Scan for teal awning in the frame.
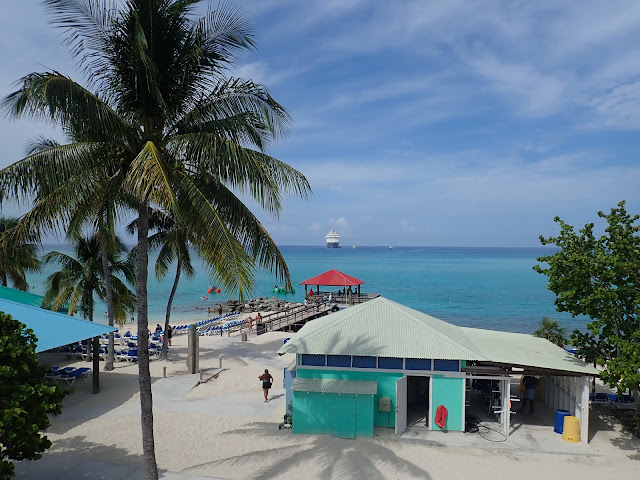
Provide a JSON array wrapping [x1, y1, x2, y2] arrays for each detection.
[[0, 285, 69, 312], [0, 298, 116, 353]]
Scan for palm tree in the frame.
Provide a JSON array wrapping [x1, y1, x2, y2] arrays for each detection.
[[0, 217, 40, 290], [533, 316, 567, 347], [42, 234, 136, 393], [1, 2, 310, 478], [128, 209, 195, 360]]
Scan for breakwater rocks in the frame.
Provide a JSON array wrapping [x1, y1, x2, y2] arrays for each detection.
[[220, 297, 301, 314]]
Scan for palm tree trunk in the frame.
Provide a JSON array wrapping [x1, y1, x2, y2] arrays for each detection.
[[88, 294, 100, 394], [160, 257, 180, 360], [0, 273, 7, 287], [100, 227, 116, 371], [136, 200, 158, 480]]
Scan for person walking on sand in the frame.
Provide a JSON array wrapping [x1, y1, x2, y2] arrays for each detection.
[[246, 316, 253, 333], [259, 369, 273, 402]]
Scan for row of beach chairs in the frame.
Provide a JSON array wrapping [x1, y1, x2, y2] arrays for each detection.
[[172, 311, 241, 335], [45, 366, 91, 386], [590, 392, 635, 406], [199, 318, 246, 336]]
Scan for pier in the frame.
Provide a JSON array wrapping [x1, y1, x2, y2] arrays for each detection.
[[238, 300, 333, 335]]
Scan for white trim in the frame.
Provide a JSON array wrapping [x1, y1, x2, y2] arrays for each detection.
[[428, 375, 433, 430], [297, 365, 465, 378]]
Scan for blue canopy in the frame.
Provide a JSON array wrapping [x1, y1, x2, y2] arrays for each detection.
[[0, 298, 117, 353]]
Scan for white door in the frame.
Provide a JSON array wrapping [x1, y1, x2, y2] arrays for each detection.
[[395, 376, 407, 435]]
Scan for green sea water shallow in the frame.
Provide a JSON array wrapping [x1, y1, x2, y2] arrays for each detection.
[[28, 245, 583, 335]]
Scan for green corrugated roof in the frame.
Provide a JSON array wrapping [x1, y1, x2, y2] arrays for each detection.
[[0, 285, 46, 308], [292, 377, 377, 395], [277, 296, 599, 376], [277, 297, 483, 360], [461, 327, 598, 375]]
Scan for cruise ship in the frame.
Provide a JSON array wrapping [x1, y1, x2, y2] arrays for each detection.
[[325, 230, 340, 248]]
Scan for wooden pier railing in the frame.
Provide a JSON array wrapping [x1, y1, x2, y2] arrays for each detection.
[[238, 299, 332, 335]]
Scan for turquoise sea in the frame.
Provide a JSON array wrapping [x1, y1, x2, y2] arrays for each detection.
[[28, 245, 584, 335]]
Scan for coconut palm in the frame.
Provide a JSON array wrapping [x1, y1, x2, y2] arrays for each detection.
[[1, 2, 310, 478], [43, 233, 136, 392], [0, 217, 40, 290], [533, 316, 567, 347], [128, 209, 195, 360]]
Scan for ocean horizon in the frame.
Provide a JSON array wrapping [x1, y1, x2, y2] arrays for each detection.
[[25, 244, 581, 336]]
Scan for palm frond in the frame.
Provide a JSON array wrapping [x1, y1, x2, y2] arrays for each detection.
[[43, 0, 117, 80], [174, 78, 292, 146], [2, 73, 135, 144]]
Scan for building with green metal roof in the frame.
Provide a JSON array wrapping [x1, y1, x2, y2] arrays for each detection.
[[0, 285, 69, 312], [278, 297, 598, 442]]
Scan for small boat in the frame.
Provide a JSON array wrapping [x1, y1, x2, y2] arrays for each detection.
[[272, 287, 295, 294], [352, 245, 356, 249], [389, 245, 393, 249]]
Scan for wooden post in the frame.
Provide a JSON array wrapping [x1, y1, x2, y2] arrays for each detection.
[[163, 366, 167, 378], [219, 356, 223, 369]]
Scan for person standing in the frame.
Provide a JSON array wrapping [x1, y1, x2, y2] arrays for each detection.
[[246, 316, 253, 333], [218, 304, 223, 316], [166, 325, 173, 347], [259, 369, 273, 402], [521, 375, 538, 414]]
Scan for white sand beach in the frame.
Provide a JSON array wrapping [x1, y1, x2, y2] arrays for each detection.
[[20, 322, 640, 480]]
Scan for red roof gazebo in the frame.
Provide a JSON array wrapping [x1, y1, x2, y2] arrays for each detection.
[[299, 269, 364, 297]]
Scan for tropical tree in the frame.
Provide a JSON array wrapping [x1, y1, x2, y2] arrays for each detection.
[[0, 217, 40, 290], [0, 2, 310, 478], [128, 209, 195, 360], [532, 316, 567, 347], [26, 136, 135, 371], [534, 201, 640, 408], [42, 234, 136, 393], [0, 311, 70, 479]]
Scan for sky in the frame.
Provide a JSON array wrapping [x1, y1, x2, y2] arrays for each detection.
[[1, 0, 640, 247]]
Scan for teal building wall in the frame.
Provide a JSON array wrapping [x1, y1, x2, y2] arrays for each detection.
[[431, 375, 464, 431], [292, 391, 374, 438], [297, 368, 403, 428]]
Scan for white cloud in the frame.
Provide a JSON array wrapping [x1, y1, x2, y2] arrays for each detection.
[[400, 219, 416, 233]]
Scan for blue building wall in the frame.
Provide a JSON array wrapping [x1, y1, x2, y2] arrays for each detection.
[[292, 391, 374, 438], [297, 368, 403, 428]]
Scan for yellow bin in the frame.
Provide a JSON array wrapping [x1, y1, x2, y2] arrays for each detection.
[[561, 416, 581, 443]]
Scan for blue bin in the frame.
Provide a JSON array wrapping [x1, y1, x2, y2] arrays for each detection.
[[554, 409, 570, 434]]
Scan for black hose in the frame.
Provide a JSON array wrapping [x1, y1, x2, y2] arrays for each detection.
[[465, 414, 507, 442]]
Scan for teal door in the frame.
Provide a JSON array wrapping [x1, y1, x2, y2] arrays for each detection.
[[332, 395, 356, 439]]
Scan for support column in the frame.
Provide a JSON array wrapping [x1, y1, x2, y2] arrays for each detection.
[[579, 376, 590, 444], [502, 379, 511, 436]]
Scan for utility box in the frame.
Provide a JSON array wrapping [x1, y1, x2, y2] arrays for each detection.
[[379, 397, 391, 412]]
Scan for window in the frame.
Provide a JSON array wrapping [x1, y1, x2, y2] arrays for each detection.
[[433, 360, 459, 372], [352, 356, 377, 368], [378, 357, 403, 369], [301, 354, 326, 366], [405, 358, 431, 370], [327, 355, 351, 367]]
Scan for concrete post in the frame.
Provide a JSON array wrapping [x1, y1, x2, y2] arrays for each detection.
[[579, 376, 590, 444], [187, 324, 199, 374]]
